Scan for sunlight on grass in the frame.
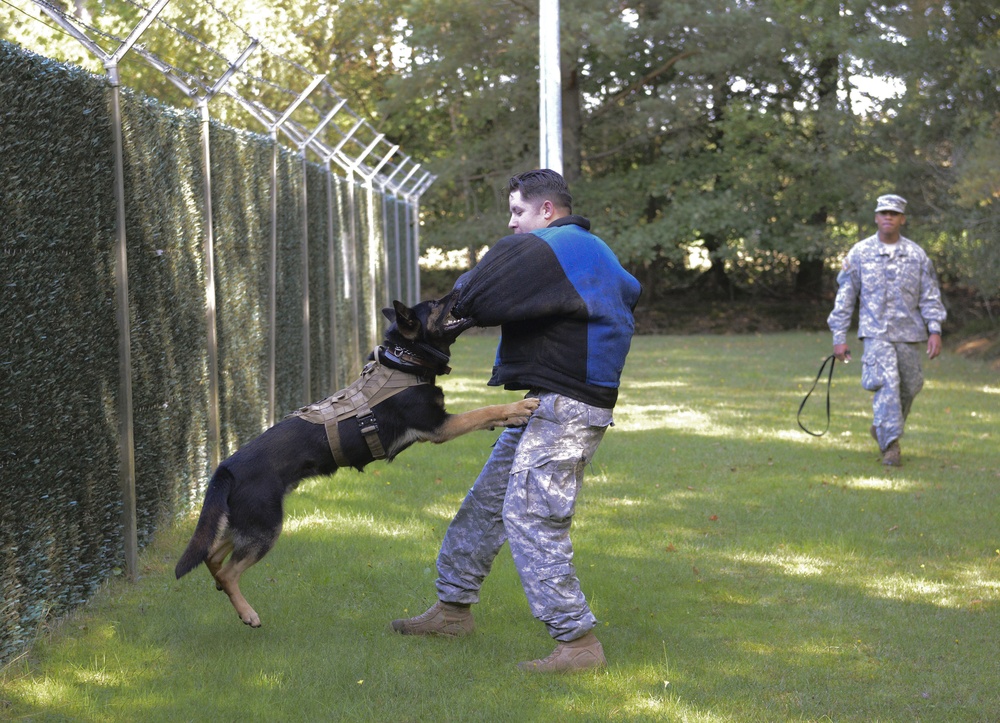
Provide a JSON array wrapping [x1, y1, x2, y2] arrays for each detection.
[[621, 380, 689, 390], [982, 385, 1000, 395], [73, 666, 118, 687], [424, 500, 467, 521], [771, 428, 842, 444], [841, 476, 917, 491], [866, 562, 1000, 608], [867, 574, 961, 607], [15, 675, 75, 709], [284, 509, 420, 538], [958, 569, 1000, 598], [599, 665, 728, 722], [254, 670, 286, 690], [736, 551, 832, 577], [613, 403, 717, 432]]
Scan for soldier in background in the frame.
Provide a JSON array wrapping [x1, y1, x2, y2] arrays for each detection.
[[828, 194, 947, 466]]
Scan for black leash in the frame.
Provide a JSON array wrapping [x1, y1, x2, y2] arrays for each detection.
[[797, 354, 836, 437]]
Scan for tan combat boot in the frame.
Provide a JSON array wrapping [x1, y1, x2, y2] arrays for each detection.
[[390, 601, 474, 637], [516, 631, 607, 673], [882, 439, 901, 466]]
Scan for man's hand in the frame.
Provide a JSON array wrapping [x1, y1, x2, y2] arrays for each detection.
[[927, 333, 942, 360], [833, 343, 852, 363]]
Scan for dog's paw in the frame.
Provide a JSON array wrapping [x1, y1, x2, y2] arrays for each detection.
[[501, 398, 540, 427]]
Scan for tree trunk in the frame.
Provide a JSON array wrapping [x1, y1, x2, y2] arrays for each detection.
[[561, 60, 582, 184]]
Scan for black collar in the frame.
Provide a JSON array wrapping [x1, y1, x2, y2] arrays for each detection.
[[376, 345, 451, 377]]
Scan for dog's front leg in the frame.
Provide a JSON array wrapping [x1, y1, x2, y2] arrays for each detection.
[[430, 397, 539, 443]]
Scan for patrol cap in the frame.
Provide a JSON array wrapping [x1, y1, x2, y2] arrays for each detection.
[[875, 194, 907, 213]]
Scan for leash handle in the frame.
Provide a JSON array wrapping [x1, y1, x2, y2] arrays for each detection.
[[797, 354, 836, 437]]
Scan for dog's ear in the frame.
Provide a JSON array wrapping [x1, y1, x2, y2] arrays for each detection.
[[390, 300, 420, 339], [381, 306, 396, 323]]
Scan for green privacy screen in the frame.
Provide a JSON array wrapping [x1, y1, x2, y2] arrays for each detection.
[[0, 41, 418, 663]]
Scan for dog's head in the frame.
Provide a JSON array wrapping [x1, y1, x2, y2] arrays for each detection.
[[381, 290, 475, 370]]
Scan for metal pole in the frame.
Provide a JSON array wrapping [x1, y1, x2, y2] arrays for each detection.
[[345, 173, 361, 374], [411, 198, 422, 302], [198, 98, 222, 470], [325, 163, 339, 392], [381, 192, 396, 304], [539, 0, 563, 173], [300, 152, 311, 403], [106, 62, 138, 581], [268, 129, 278, 425], [365, 178, 380, 350]]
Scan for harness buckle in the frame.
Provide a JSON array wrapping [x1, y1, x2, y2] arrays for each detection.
[[357, 411, 379, 434]]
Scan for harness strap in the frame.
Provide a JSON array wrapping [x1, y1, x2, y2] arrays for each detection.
[[289, 356, 429, 466]]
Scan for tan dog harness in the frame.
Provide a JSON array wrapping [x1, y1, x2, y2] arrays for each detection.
[[289, 352, 431, 467]]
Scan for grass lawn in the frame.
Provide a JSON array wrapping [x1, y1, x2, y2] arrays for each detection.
[[2, 332, 997, 721]]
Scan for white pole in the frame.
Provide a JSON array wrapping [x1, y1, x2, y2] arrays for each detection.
[[539, 0, 563, 173]]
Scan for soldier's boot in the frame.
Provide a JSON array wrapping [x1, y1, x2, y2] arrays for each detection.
[[882, 439, 901, 466], [517, 632, 607, 673], [390, 601, 474, 637]]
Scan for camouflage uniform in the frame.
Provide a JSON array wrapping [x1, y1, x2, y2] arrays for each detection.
[[828, 234, 946, 450], [436, 391, 612, 642]]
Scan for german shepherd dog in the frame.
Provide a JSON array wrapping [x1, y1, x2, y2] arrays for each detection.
[[175, 291, 538, 627]]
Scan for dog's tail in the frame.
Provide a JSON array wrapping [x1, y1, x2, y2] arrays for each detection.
[[175, 468, 232, 579]]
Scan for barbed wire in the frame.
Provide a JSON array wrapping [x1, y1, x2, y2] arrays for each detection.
[[8, 0, 430, 194]]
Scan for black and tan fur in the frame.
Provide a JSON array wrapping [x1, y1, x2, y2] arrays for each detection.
[[175, 291, 537, 627]]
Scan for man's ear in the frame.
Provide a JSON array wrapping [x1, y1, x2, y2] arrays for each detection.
[[541, 199, 554, 221], [390, 300, 419, 339]]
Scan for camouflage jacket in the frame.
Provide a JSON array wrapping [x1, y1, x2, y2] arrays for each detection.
[[828, 234, 946, 345]]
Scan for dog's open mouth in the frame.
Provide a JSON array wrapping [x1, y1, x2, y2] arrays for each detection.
[[443, 312, 475, 333]]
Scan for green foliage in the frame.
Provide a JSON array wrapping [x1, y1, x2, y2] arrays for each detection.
[[2, 333, 998, 720], [379, 1, 998, 302], [5, 0, 995, 298], [1, 40, 122, 665]]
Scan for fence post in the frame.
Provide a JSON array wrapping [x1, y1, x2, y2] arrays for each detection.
[[380, 161, 408, 304], [224, 74, 325, 412], [344, 173, 362, 376], [324, 165, 340, 392], [294, 98, 342, 402], [107, 62, 138, 581], [412, 172, 437, 304], [269, 129, 279, 425], [32, 0, 172, 581], [137, 38, 259, 469], [368, 146, 400, 305]]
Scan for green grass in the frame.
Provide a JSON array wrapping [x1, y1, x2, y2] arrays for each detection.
[[2, 332, 998, 721]]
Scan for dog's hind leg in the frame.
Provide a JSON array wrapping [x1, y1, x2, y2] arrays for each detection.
[[205, 538, 234, 592], [214, 529, 280, 628], [215, 553, 265, 627]]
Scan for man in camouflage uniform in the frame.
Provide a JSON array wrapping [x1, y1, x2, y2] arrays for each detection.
[[391, 170, 641, 673], [828, 194, 947, 465]]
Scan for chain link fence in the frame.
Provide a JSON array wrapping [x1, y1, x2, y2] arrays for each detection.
[[1, 0, 432, 664]]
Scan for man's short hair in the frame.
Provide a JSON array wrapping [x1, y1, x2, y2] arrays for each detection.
[[506, 169, 573, 211]]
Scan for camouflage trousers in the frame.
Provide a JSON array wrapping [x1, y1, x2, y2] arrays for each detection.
[[861, 339, 924, 451], [435, 391, 612, 642]]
